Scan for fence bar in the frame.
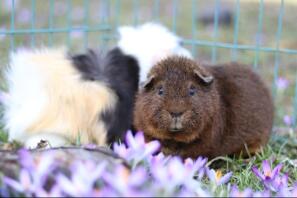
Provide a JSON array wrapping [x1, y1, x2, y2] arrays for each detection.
[[0, 26, 110, 35], [272, 0, 284, 99], [31, 0, 36, 47], [293, 76, 297, 127], [182, 39, 297, 55], [172, 0, 178, 33], [83, 0, 90, 49], [133, 0, 139, 26], [253, 0, 264, 69], [10, 0, 15, 50], [115, 0, 121, 31], [67, 0, 72, 48], [231, 0, 240, 61], [191, 0, 198, 56], [152, 0, 160, 22], [212, 0, 220, 64], [99, 0, 110, 51], [48, 0, 54, 46]]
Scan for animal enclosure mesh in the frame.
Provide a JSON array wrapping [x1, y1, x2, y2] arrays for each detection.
[[0, 0, 296, 127]]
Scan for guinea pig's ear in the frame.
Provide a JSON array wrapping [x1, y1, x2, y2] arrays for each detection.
[[194, 69, 214, 85], [141, 75, 155, 90]]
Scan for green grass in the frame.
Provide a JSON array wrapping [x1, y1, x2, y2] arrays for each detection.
[[207, 131, 297, 190]]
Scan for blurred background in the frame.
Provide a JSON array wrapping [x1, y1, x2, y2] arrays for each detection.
[[0, 0, 296, 130]]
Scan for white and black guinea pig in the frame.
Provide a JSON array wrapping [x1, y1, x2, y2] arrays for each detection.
[[117, 22, 193, 83], [3, 47, 139, 148]]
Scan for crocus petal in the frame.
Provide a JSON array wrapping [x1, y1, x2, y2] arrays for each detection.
[[230, 185, 253, 197], [262, 160, 271, 177], [198, 168, 205, 180], [18, 149, 34, 170], [144, 141, 161, 156], [19, 170, 32, 191], [206, 168, 216, 183], [184, 158, 194, 167], [56, 174, 78, 196], [193, 157, 208, 172], [217, 171, 232, 185], [253, 190, 270, 197], [3, 177, 24, 192], [252, 166, 265, 180], [128, 167, 147, 187], [270, 163, 283, 179], [134, 131, 145, 144], [125, 130, 138, 149], [271, 173, 289, 192], [113, 143, 128, 158], [89, 161, 107, 183]]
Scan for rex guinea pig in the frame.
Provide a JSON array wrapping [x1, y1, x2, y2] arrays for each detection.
[[133, 56, 274, 159], [4, 47, 139, 148]]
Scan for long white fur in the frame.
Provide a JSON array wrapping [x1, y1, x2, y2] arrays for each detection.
[[117, 22, 193, 83], [4, 48, 49, 143], [4, 48, 116, 148]]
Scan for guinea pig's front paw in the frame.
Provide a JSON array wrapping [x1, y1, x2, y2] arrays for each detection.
[[24, 133, 70, 149]]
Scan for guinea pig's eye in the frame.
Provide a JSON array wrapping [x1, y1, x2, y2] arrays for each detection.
[[158, 86, 164, 96], [189, 86, 197, 96]]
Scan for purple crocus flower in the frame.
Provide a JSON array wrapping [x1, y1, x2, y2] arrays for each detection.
[[4, 169, 35, 195], [148, 152, 167, 165], [270, 173, 289, 192], [34, 185, 62, 197], [184, 156, 208, 179], [4, 149, 57, 195], [283, 115, 292, 126], [276, 77, 289, 90], [113, 142, 129, 158], [113, 131, 160, 164], [18, 149, 57, 188], [150, 156, 208, 196], [229, 185, 253, 197], [252, 190, 271, 197], [252, 160, 283, 191], [126, 131, 160, 156], [150, 156, 186, 186], [252, 160, 282, 181], [57, 160, 106, 196], [103, 165, 149, 196], [277, 182, 297, 197], [206, 168, 233, 186], [16, 8, 31, 24]]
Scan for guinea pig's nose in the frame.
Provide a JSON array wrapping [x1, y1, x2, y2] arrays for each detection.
[[170, 112, 183, 118]]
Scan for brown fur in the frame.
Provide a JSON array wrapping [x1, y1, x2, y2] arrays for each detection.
[[133, 56, 274, 159]]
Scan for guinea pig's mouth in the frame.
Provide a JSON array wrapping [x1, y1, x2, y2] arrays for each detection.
[[169, 119, 184, 132], [168, 127, 184, 133], [168, 126, 184, 133]]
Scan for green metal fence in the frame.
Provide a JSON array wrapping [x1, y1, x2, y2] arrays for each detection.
[[0, 0, 296, 127]]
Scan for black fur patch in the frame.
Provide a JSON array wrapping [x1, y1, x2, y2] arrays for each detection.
[[70, 48, 140, 144], [71, 49, 103, 81], [102, 48, 140, 143]]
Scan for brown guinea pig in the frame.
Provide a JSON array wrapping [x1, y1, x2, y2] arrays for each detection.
[[133, 56, 274, 159]]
